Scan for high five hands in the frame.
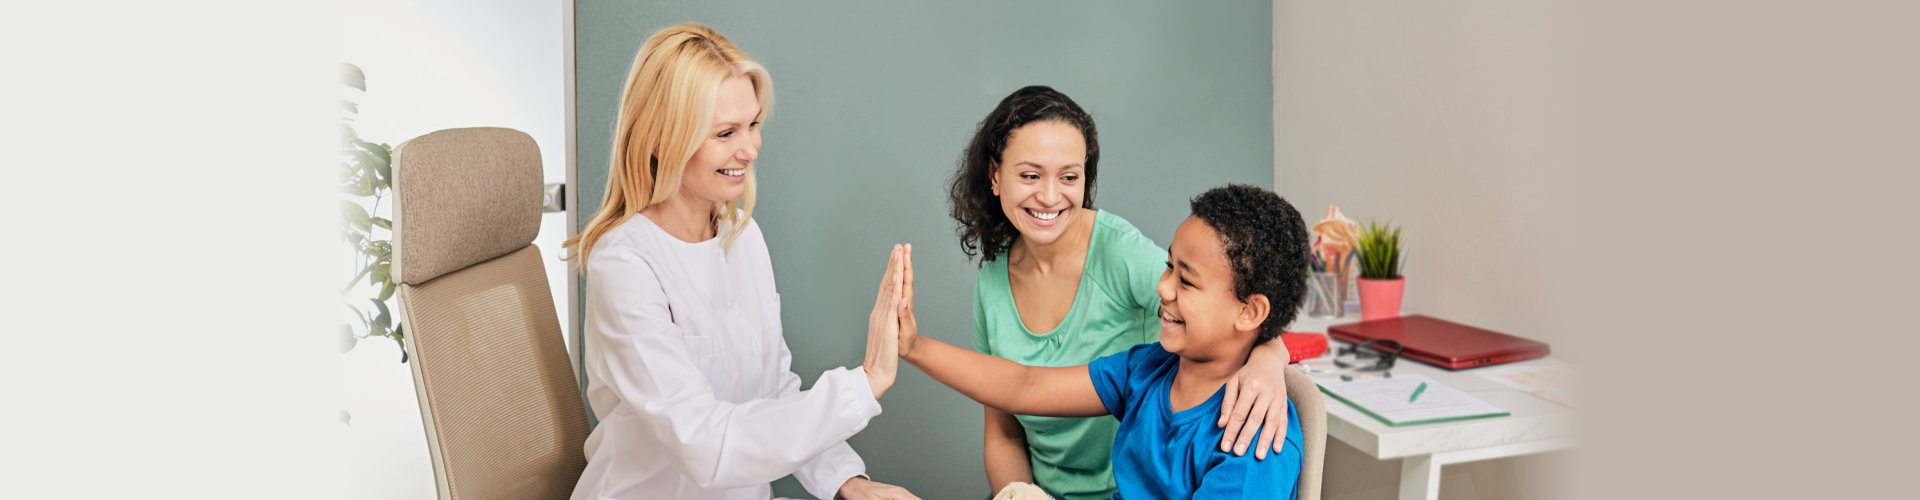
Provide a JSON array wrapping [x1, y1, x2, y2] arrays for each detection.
[[850, 245, 924, 500], [861, 244, 919, 400]]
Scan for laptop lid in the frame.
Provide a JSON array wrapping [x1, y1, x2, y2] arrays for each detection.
[[1327, 315, 1550, 370]]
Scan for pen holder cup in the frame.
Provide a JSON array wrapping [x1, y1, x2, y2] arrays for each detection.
[[1307, 271, 1347, 318]]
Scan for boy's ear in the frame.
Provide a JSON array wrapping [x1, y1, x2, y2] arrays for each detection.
[[1235, 293, 1271, 334]]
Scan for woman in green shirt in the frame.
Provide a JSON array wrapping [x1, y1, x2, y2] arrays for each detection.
[[945, 86, 1296, 500]]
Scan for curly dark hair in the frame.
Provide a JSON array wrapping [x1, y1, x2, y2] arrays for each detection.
[[1188, 184, 1311, 345], [948, 86, 1101, 264]]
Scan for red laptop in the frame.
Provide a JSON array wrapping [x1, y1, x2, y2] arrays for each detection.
[[1327, 315, 1549, 370]]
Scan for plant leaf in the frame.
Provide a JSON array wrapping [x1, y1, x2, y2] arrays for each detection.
[[356, 143, 393, 187], [370, 298, 391, 331], [378, 280, 396, 302], [344, 303, 368, 333], [360, 140, 392, 163], [371, 217, 391, 231], [340, 63, 366, 91], [342, 201, 371, 231], [348, 257, 383, 289], [352, 147, 387, 171], [339, 99, 359, 115], [339, 324, 358, 352], [342, 180, 374, 197]]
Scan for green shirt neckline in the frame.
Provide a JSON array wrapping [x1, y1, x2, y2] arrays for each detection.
[[1003, 210, 1104, 340]]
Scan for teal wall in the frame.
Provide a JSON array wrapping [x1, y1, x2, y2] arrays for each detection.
[[576, 1, 1273, 497]]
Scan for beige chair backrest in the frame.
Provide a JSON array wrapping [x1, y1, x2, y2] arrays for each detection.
[[1286, 366, 1328, 500], [391, 127, 588, 500]]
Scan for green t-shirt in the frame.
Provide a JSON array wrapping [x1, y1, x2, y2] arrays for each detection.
[[971, 210, 1168, 500]]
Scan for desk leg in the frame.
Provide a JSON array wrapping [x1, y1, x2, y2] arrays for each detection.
[[1393, 439, 1576, 500], [1397, 454, 1441, 500]]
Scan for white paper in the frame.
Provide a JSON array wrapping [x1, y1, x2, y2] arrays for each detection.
[[1315, 374, 1507, 425]]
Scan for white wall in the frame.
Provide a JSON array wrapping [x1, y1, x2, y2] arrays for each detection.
[[339, 1, 567, 498]]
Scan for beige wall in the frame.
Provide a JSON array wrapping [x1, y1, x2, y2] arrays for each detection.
[[1272, 0, 1580, 362], [1272, 4, 1579, 497]]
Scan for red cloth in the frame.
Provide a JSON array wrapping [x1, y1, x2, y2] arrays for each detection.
[[1280, 332, 1328, 363]]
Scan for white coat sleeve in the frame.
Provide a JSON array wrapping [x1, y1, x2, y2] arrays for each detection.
[[586, 245, 883, 491], [765, 332, 868, 499]]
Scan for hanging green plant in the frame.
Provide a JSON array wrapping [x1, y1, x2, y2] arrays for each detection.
[[339, 63, 406, 362]]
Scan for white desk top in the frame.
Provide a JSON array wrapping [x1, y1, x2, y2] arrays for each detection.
[[1289, 313, 1578, 460]]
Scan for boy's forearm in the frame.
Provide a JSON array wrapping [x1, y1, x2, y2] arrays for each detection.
[[901, 336, 1035, 413]]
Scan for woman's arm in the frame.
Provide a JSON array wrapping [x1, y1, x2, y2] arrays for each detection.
[[983, 407, 1034, 494], [582, 244, 904, 490]]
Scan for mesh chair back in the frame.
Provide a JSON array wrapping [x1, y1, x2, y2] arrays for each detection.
[[392, 127, 587, 500], [1287, 366, 1329, 500]]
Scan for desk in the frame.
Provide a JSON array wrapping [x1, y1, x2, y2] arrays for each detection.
[[1290, 313, 1577, 500]]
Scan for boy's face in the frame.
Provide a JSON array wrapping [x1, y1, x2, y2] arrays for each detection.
[[1156, 216, 1260, 361]]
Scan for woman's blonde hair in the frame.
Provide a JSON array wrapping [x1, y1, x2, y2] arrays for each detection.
[[565, 22, 772, 270]]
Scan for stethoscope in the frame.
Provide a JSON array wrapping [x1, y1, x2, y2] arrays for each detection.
[[1301, 339, 1403, 381]]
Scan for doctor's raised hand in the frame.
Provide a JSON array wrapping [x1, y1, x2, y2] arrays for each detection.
[[863, 244, 908, 399]]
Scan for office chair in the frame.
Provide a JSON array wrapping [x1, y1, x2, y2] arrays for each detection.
[[391, 127, 588, 499], [1287, 366, 1329, 500]]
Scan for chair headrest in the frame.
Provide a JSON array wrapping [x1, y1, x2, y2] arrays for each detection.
[[392, 127, 543, 285]]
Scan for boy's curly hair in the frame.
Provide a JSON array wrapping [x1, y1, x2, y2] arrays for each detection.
[[1188, 184, 1311, 344]]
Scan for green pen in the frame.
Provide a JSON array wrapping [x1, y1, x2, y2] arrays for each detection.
[[1409, 381, 1428, 403]]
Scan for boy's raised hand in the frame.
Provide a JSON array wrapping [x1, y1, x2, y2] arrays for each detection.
[[863, 245, 906, 399], [897, 244, 920, 359]]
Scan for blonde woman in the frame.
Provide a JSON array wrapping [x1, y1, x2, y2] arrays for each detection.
[[566, 23, 917, 500]]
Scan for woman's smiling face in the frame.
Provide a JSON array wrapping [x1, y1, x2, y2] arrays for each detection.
[[991, 120, 1087, 247], [675, 74, 762, 206]]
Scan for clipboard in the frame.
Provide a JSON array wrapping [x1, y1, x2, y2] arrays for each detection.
[[1315, 374, 1509, 426]]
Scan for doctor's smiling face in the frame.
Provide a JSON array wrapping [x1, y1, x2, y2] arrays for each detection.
[[675, 74, 763, 206], [991, 120, 1088, 247]]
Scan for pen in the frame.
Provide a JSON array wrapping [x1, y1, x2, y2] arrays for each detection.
[[1409, 381, 1427, 403]]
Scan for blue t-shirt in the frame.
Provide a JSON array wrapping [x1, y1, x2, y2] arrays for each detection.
[[1089, 343, 1303, 500]]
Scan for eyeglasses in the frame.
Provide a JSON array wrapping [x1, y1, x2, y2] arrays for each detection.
[[1333, 339, 1402, 381]]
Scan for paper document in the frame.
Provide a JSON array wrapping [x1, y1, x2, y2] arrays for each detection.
[[1315, 374, 1508, 426], [1474, 365, 1574, 407]]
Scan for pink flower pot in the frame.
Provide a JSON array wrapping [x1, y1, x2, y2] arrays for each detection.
[[1358, 277, 1405, 321]]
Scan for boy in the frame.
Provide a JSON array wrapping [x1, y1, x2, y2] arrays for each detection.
[[892, 184, 1313, 499]]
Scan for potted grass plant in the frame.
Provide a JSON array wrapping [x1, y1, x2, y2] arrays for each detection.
[[1355, 219, 1406, 321]]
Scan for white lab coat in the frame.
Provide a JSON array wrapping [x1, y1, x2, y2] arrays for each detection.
[[571, 214, 881, 500]]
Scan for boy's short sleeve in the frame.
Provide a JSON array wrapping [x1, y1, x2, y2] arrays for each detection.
[[1194, 402, 1305, 499], [1089, 343, 1165, 422]]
